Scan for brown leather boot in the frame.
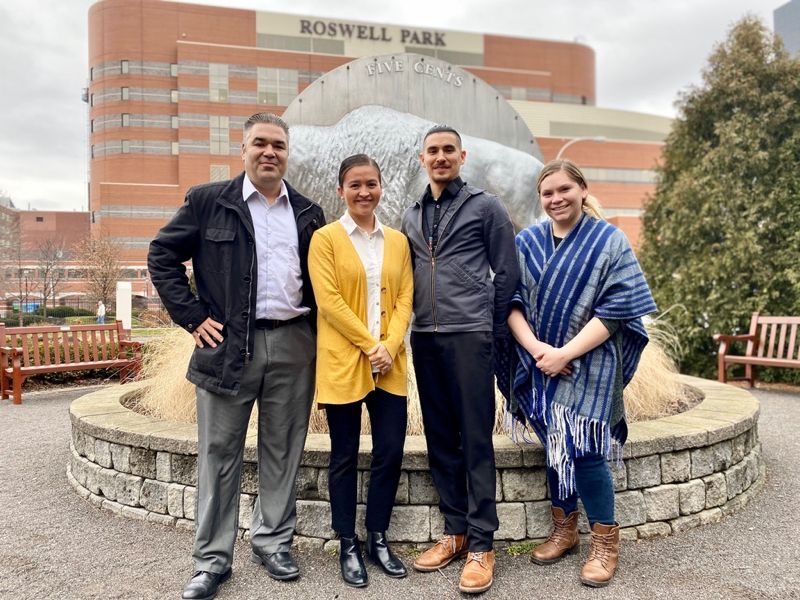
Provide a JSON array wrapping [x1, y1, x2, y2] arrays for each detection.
[[412, 533, 468, 572], [580, 522, 620, 587], [459, 550, 495, 594], [531, 507, 580, 565]]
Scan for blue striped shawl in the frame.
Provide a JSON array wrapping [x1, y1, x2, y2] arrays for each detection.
[[497, 214, 657, 497]]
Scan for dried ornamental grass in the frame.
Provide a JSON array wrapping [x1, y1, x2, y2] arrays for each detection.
[[134, 319, 691, 434]]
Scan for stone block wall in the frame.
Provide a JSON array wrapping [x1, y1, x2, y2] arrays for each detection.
[[68, 376, 763, 545]]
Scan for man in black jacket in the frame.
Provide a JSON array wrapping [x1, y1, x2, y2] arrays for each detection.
[[148, 113, 324, 600], [401, 125, 519, 594]]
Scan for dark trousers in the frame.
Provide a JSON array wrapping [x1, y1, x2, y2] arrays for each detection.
[[326, 388, 407, 537], [548, 453, 615, 526], [411, 331, 498, 551]]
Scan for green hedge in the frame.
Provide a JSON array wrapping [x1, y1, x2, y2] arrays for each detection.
[[31, 306, 94, 318]]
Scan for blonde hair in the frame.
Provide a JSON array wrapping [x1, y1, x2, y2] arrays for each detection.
[[537, 159, 604, 220]]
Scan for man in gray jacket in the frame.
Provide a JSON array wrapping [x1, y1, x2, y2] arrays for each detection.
[[401, 125, 519, 594]]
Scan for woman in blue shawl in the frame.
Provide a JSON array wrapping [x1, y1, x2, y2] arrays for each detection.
[[502, 160, 656, 587]]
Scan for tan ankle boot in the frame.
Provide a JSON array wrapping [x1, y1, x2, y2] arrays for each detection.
[[412, 533, 468, 572], [459, 550, 495, 593], [531, 507, 580, 565], [580, 522, 620, 587]]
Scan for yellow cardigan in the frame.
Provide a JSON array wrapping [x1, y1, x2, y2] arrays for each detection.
[[308, 221, 413, 405]]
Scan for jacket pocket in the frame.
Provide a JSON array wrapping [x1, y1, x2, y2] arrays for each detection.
[[438, 261, 492, 325], [204, 227, 236, 273]]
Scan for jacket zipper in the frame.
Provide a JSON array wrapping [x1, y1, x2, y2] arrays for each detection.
[[245, 238, 255, 363], [431, 253, 438, 331]]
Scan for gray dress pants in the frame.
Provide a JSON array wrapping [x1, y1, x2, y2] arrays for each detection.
[[192, 320, 315, 573]]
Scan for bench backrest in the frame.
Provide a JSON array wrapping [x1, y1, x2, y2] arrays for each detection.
[[747, 313, 800, 361], [0, 321, 126, 368]]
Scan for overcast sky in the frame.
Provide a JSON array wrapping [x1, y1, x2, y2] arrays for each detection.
[[0, 0, 784, 212]]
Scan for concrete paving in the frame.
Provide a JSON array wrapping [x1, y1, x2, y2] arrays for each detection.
[[1, 384, 797, 600]]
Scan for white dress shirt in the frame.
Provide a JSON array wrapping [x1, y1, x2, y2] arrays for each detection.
[[339, 211, 384, 370], [243, 176, 307, 320]]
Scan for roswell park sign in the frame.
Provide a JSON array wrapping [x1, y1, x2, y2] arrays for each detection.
[[300, 19, 447, 47]]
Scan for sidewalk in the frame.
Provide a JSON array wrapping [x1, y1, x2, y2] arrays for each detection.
[[1, 385, 797, 599]]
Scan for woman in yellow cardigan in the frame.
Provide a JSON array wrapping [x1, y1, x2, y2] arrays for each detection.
[[308, 154, 414, 588]]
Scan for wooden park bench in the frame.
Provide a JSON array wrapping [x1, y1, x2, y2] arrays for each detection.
[[713, 313, 800, 386], [0, 320, 142, 405]]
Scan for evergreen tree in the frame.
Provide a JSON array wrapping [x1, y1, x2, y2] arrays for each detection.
[[639, 16, 800, 377]]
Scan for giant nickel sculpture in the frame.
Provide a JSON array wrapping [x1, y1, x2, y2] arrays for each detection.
[[283, 53, 544, 229]]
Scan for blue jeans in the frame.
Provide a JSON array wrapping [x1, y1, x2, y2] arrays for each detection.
[[548, 453, 615, 526]]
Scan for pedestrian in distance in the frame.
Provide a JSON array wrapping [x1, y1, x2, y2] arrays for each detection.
[[95, 300, 106, 324]]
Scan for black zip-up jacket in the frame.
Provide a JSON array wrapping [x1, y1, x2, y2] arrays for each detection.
[[147, 173, 324, 396], [401, 179, 519, 336]]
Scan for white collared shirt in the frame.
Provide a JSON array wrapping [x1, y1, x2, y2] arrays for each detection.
[[243, 176, 307, 320], [339, 211, 384, 350]]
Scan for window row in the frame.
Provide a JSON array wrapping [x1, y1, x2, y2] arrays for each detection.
[[90, 60, 178, 81]]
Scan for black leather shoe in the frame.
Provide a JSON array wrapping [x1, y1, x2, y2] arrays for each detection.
[[366, 531, 407, 578], [182, 568, 231, 600], [251, 549, 300, 581], [340, 535, 368, 587]]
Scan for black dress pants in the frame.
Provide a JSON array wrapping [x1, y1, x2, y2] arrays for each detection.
[[410, 331, 498, 551], [326, 388, 407, 536]]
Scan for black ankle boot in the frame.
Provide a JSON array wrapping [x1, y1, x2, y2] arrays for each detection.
[[339, 535, 368, 587], [365, 531, 407, 578]]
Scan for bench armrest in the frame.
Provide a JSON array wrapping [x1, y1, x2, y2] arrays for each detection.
[[0, 345, 24, 358], [712, 333, 756, 344], [712, 333, 757, 361]]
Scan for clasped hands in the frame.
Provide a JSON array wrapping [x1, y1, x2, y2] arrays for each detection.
[[532, 343, 572, 378], [368, 343, 392, 375]]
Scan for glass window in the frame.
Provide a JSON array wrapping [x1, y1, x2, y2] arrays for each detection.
[[511, 87, 526, 101], [121, 60, 129, 74], [171, 90, 178, 103], [311, 38, 344, 54], [90, 119, 94, 133], [210, 165, 230, 181], [89, 67, 94, 81], [122, 113, 130, 127], [259, 33, 311, 52], [121, 140, 130, 154], [170, 63, 178, 77], [171, 141, 179, 155], [209, 116, 230, 155], [257, 67, 298, 106], [171, 115, 179, 129], [121, 86, 130, 101], [209, 63, 229, 102]]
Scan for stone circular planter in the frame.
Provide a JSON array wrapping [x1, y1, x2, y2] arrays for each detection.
[[68, 376, 763, 547]]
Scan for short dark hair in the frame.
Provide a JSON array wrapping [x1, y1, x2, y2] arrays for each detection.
[[338, 154, 382, 186], [422, 125, 462, 149], [243, 113, 289, 143]]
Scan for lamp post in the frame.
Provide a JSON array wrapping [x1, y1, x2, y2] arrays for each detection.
[[555, 136, 607, 160]]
